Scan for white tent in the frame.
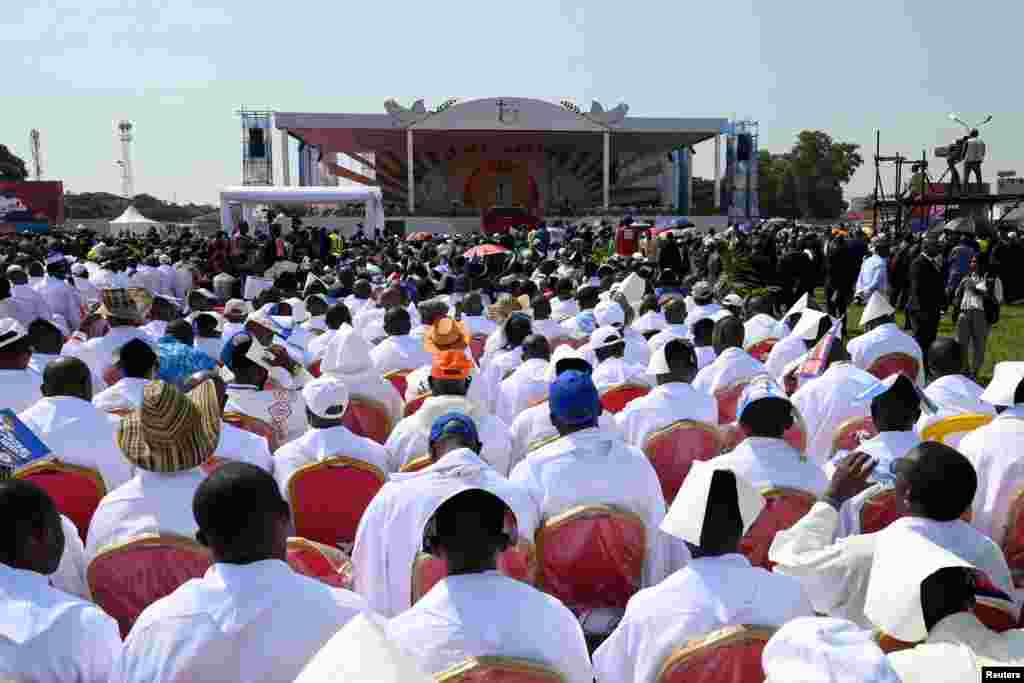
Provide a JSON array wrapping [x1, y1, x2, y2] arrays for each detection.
[[110, 205, 163, 235], [219, 186, 384, 235]]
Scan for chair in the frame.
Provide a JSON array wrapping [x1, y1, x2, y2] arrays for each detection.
[[436, 656, 563, 683], [642, 420, 722, 504], [718, 424, 746, 453], [830, 415, 878, 458], [745, 338, 778, 363], [399, 454, 432, 473], [341, 396, 393, 444], [411, 539, 537, 606], [288, 456, 386, 550], [404, 392, 431, 418], [548, 336, 574, 351], [14, 460, 106, 542], [286, 537, 353, 589], [783, 410, 809, 454], [384, 369, 412, 399], [535, 505, 645, 614], [469, 335, 488, 363], [1002, 487, 1024, 588], [656, 624, 776, 683], [921, 413, 995, 450], [739, 487, 817, 569], [859, 487, 907, 534], [526, 434, 560, 455], [714, 380, 752, 425], [87, 533, 212, 637], [600, 383, 650, 414], [867, 352, 920, 383], [308, 358, 322, 378], [223, 411, 279, 452]]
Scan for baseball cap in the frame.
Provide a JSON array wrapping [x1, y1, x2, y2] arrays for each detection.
[[428, 412, 479, 445], [431, 350, 474, 380], [0, 318, 28, 350], [590, 325, 625, 351], [594, 300, 625, 327], [302, 375, 351, 419], [550, 370, 601, 426]]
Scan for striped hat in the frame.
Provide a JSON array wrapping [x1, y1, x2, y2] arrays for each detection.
[[117, 380, 221, 473]]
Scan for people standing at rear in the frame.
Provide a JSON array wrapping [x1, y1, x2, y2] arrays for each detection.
[[954, 255, 1003, 379], [907, 235, 946, 373]]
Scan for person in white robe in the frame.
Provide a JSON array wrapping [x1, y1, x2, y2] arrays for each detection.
[[495, 335, 550, 426], [0, 274, 38, 328], [110, 461, 366, 683], [0, 318, 44, 413], [692, 317, 768, 410], [343, 279, 374, 318], [6, 266, 54, 325], [19, 358, 134, 492], [549, 280, 580, 321], [593, 462, 813, 683], [915, 337, 996, 438], [0, 480, 122, 683], [646, 298, 689, 354], [615, 338, 717, 448], [682, 281, 724, 330], [528, 296, 570, 342], [689, 316, 718, 370], [274, 374, 390, 498], [320, 324, 404, 429], [90, 338, 157, 414], [848, 292, 925, 384], [632, 298, 667, 336], [588, 326, 652, 393], [353, 413, 538, 617], [577, 299, 651, 369], [459, 292, 499, 338], [71, 263, 101, 307], [387, 487, 594, 683], [713, 378, 828, 495], [480, 312, 531, 393], [62, 289, 153, 395], [764, 309, 826, 384], [761, 617, 901, 683], [768, 444, 1016, 629], [35, 264, 83, 331], [370, 307, 435, 375], [48, 514, 90, 599]]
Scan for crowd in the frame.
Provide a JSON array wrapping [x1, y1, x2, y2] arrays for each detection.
[[1, 216, 1024, 682]]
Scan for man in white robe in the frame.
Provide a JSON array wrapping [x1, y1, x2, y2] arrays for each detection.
[[683, 281, 724, 330], [183, 371, 274, 474], [321, 324, 403, 429], [646, 298, 689, 354], [459, 292, 499, 338], [632, 297, 667, 337], [296, 613, 433, 683], [916, 337, 995, 438], [529, 295, 571, 342], [71, 263, 101, 307], [111, 462, 366, 682], [593, 462, 813, 683], [577, 299, 651, 369], [549, 279, 579, 321], [761, 617, 901, 683], [353, 413, 538, 617], [742, 295, 781, 350], [35, 262, 82, 331], [764, 309, 826, 384], [692, 317, 768, 414], [495, 334, 550, 426], [90, 338, 157, 414], [7, 266, 54, 326], [848, 292, 925, 384], [370, 307, 434, 376], [589, 326, 652, 394], [62, 289, 153, 395], [343, 279, 374, 318], [0, 318, 44, 413]]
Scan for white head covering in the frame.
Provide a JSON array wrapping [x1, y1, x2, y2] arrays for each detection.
[[660, 460, 765, 545], [790, 310, 830, 342], [0, 318, 28, 349], [322, 324, 376, 376], [860, 292, 896, 327], [285, 297, 308, 324], [762, 617, 900, 683], [302, 375, 351, 420], [544, 344, 589, 383], [294, 612, 432, 683], [980, 361, 1024, 407], [594, 300, 625, 327], [647, 342, 671, 375], [783, 292, 810, 322], [590, 325, 625, 351]]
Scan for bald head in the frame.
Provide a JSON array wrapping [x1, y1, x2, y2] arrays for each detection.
[[928, 338, 965, 378], [41, 357, 92, 401], [462, 292, 484, 317], [712, 316, 745, 354], [664, 298, 687, 325], [521, 334, 550, 362]]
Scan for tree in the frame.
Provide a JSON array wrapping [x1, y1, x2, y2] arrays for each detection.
[[757, 131, 863, 219], [0, 145, 28, 181]]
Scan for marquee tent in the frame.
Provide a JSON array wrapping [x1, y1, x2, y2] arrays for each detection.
[[219, 186, 384, 235], [110, 205, 163, 235]]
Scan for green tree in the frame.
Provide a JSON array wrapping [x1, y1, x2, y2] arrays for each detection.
[[0, 145, 28, 181], [757, 131, 863, 219]]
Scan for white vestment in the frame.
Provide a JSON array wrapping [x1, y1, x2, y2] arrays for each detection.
[[959, 406, 1024, 545], [591, 357, 652, 394], [713, 436, 829, 496], [370, 335, 434, 376], [274, 424, 390, 499], [692, 347, 769, 398], [508, 403, 619, 470], [790, 363, 878, 466], [614, 382, 717, 449], [225, 383, 308, 447], [91, 377, 150, 413], [214, 421, 273, 473], [765, 334, 807, 384], [683, 302, 724, 330], [496, 358, 549, 426], [646, 324, 690, 354], [826, 430, 922, 487], [847, 322, 925, 385], [0, 368, 43, 413], [62, 327, 154, 394], [633, 311, 667, 335], [35, 277, 83, 330]]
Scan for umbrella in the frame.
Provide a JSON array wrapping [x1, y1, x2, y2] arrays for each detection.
[[406, 231, 433, 242], [464, 244, 510, 258], [933, 216, 975, 234]]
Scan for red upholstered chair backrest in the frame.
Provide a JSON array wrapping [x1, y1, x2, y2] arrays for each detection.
[[286, 537, 353, 589], [1002, 488, 1024, 589], [859, 487, 908, 534], [739, 488, 817, 569], [404, 392, 431, 417], [308, 358, 322, 378], [384, 369, 412, 399], [718, 424, 746, 453], [536, 505, 645, 612], [548, 337, 574, 352], [600, 384, 650, 414], [657, 625, 776, 683], [15, 460, 106, 542], [469, 335, 488, 363], [642, 420, 722, 504], [288, 455, 386, 550], [435, 657, 564, 683], [714, 381, 751, 425], [87, 534, 212, 637], [830, 416, 878, 458], [341, 396, 393, 444], [745, 339, 778, 363], [101, 364, 122, 389], [783, 410, 809, 454], [867, 353, 920, 383], [223, 411, 280, 452]]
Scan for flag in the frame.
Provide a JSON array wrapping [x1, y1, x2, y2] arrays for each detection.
[[799, 317, 843, 381]]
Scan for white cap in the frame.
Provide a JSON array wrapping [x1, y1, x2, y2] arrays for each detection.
[[302, 375, 351, 420], [762, 617, 900, 683], [980, 361, 1024, 407], [790, 310, 830, 342], [590, 325, 625, 351], [295, 612, 432, 683], [783, 292, 810, 321], [864, 528, 972, 643], [322, 324, 375, 375], [594, 300, 625, 327], [0, 318, 27, 350], [737, 376, 790, 421], [660, 460, 765, 546], [284, 297, 308, 323], [723, 293, 744, 307], [244, 336, 275, 371], [619, 272, 646, 306], [859, 292, 895, 327], [544, 344, 590, 383]]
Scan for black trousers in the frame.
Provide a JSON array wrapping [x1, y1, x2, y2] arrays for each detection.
[[964, 161, 983, 190], [909, 309, 941, 373]]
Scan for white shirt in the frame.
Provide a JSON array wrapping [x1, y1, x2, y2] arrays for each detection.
[[615, 382, 718, 448], [306, 328, 337, 363], [18, 396, 134, 492], [713, 437, 829, 496], [854, 253, 889, 299], [847, 322, 925, 385], [85, 468, 207, 564], [959, 406, 1024, 545], [52, 514, 90, 600], [91, 377, 150, 413], [352, 448, 538, 618], [461, 315, 498, 338], [765, 334, 808, 384], [744, 313, 781, 349], [591, 357, 652, 394], [34, 276, 82, 330], [111, 560, 366, 683], [692, 347, 769, 398], [694, 345, 716, 370], [508, 401, 619, 471], [214, 421, 273, 473], [274, 424, 390, 498], [888, 612, 1024, 683], [916, 374, 995, 439], [0, 368, 43, 413], [593, 554, 813, 683], [62, 327, 154, 394], [321, 369, 405, 429], [684, 302, 724, 330], [225, 383, 308, 447], [389, 572, 594, 683], [791, 363, 879, 466], [496, 358, 549, 426], [827, 430, 922, 487], [0, 563, 122, 683], [633, 311, 667, 335], [11, 283, 53, 326], [646, 324, 689, 354], [370, 335, 434, 376]]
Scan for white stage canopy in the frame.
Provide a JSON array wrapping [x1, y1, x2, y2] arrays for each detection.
[[109, 205, 163, 235], [219, 186, 384, 234]]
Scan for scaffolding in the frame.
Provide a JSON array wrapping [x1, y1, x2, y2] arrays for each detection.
[[238, 108, 274, 186]]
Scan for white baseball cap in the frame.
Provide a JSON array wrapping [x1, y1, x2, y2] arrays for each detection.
[[590, 325, 625, 350], [302, 375, 351, 420]]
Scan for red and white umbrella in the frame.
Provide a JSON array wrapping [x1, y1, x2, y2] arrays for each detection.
[[464, 244, 510, 258]]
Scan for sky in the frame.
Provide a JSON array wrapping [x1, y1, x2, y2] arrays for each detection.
[[3, 0, 1021, 207]]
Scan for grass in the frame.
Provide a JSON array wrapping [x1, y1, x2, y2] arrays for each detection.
[[822, 289, 1021, 386]]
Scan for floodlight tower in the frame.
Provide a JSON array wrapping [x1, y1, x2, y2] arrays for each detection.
[[117, 120, 135, 199], [29, 129, 42, 180]]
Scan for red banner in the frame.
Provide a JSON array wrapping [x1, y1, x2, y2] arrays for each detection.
[[0, 181, 64, 225]]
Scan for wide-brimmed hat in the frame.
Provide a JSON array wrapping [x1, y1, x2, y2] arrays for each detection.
[[424, 318, 471, 353], [98, 288, 143, 322], [486, 295, 527, 323], [117, 380, 221, 473]]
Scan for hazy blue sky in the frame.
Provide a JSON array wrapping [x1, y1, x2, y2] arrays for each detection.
[[3, 0, 1019, 206]]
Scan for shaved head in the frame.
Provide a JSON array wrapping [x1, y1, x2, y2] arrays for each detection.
[[41, 357, 92, 401]]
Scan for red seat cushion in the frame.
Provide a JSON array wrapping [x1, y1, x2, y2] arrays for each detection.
[[223, 412, 280, 452], [745, 339, 777, 363], [16, 462, 105, 542], [868, 353, 919, 382], [386, 371, 410, 399], [341, 397, 392, 444], [404, 393, 431, 417], [643, 421, 721, 504], [715, 383, 750, 425], [739, 489, 816, 569], [411, 542, 535, 605], [600, 385, 650, 414], [1003, 490, 1024, 588], [859, 488, 907, 534], [437, 658, 564, 683], [287, 538, 352, 589], [289, 458, 385, 550], [657, 626, 774, 683]]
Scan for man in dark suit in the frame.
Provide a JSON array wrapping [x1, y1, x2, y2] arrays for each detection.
[[906, 234, 946, 372]]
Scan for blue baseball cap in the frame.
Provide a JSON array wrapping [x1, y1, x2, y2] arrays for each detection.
[[429, 412, 479, 445], [550, 370, 601, 426]]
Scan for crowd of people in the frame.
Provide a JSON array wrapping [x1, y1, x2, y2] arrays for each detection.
[[2, 215, 1024, 682]]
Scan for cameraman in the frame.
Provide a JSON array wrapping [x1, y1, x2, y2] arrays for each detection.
[[963, 129, 986, 191]]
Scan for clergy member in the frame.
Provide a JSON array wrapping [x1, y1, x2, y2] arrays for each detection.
[[0, 318, 43, 413], [916, 337, 995, 440], [848, 291, 925, 384]]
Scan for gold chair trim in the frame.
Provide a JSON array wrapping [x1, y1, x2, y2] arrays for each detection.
[[656, 624, 778, 680], [14, 458, 107, 498], [436, 656, 566, 683]]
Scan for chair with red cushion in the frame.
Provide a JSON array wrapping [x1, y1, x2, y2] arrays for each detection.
[[973, 571, 1017, 632], [287, 456, 386, 551], [739, 487, 817, 569], [404, 392, 431, 417], [718, 424, 746, 453], [548, 336, 574, 351], [535, 505, 645, 614], [830, 415, 878, 459], [656, 625, 776, 683], [435, 657, 563, 683], [783, 410, 809, 454], [14, 460, 106, 542], [867, 352, 920, 383], [101, 364, 122, 389], [859, 487, 907, 534], [600, 383, 650, 414], [384, 369, 413, 399], [223, 411, 280, 452], [286, 536, 353, 589], [341, 396, 393, 444], [469, 335, 488, 363], [308, 358, 323, 378], [745, 339, 778, 363], [87, 533, 213, 637], [642, 420, 722, 504], [714, 380, 752, 425], [1002, 487, 1024, 589]]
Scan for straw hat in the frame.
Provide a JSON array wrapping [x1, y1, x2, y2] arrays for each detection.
[[423, 318, 470, 353], [98, 288, 142, 322], [117, 380, 221, 473]]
